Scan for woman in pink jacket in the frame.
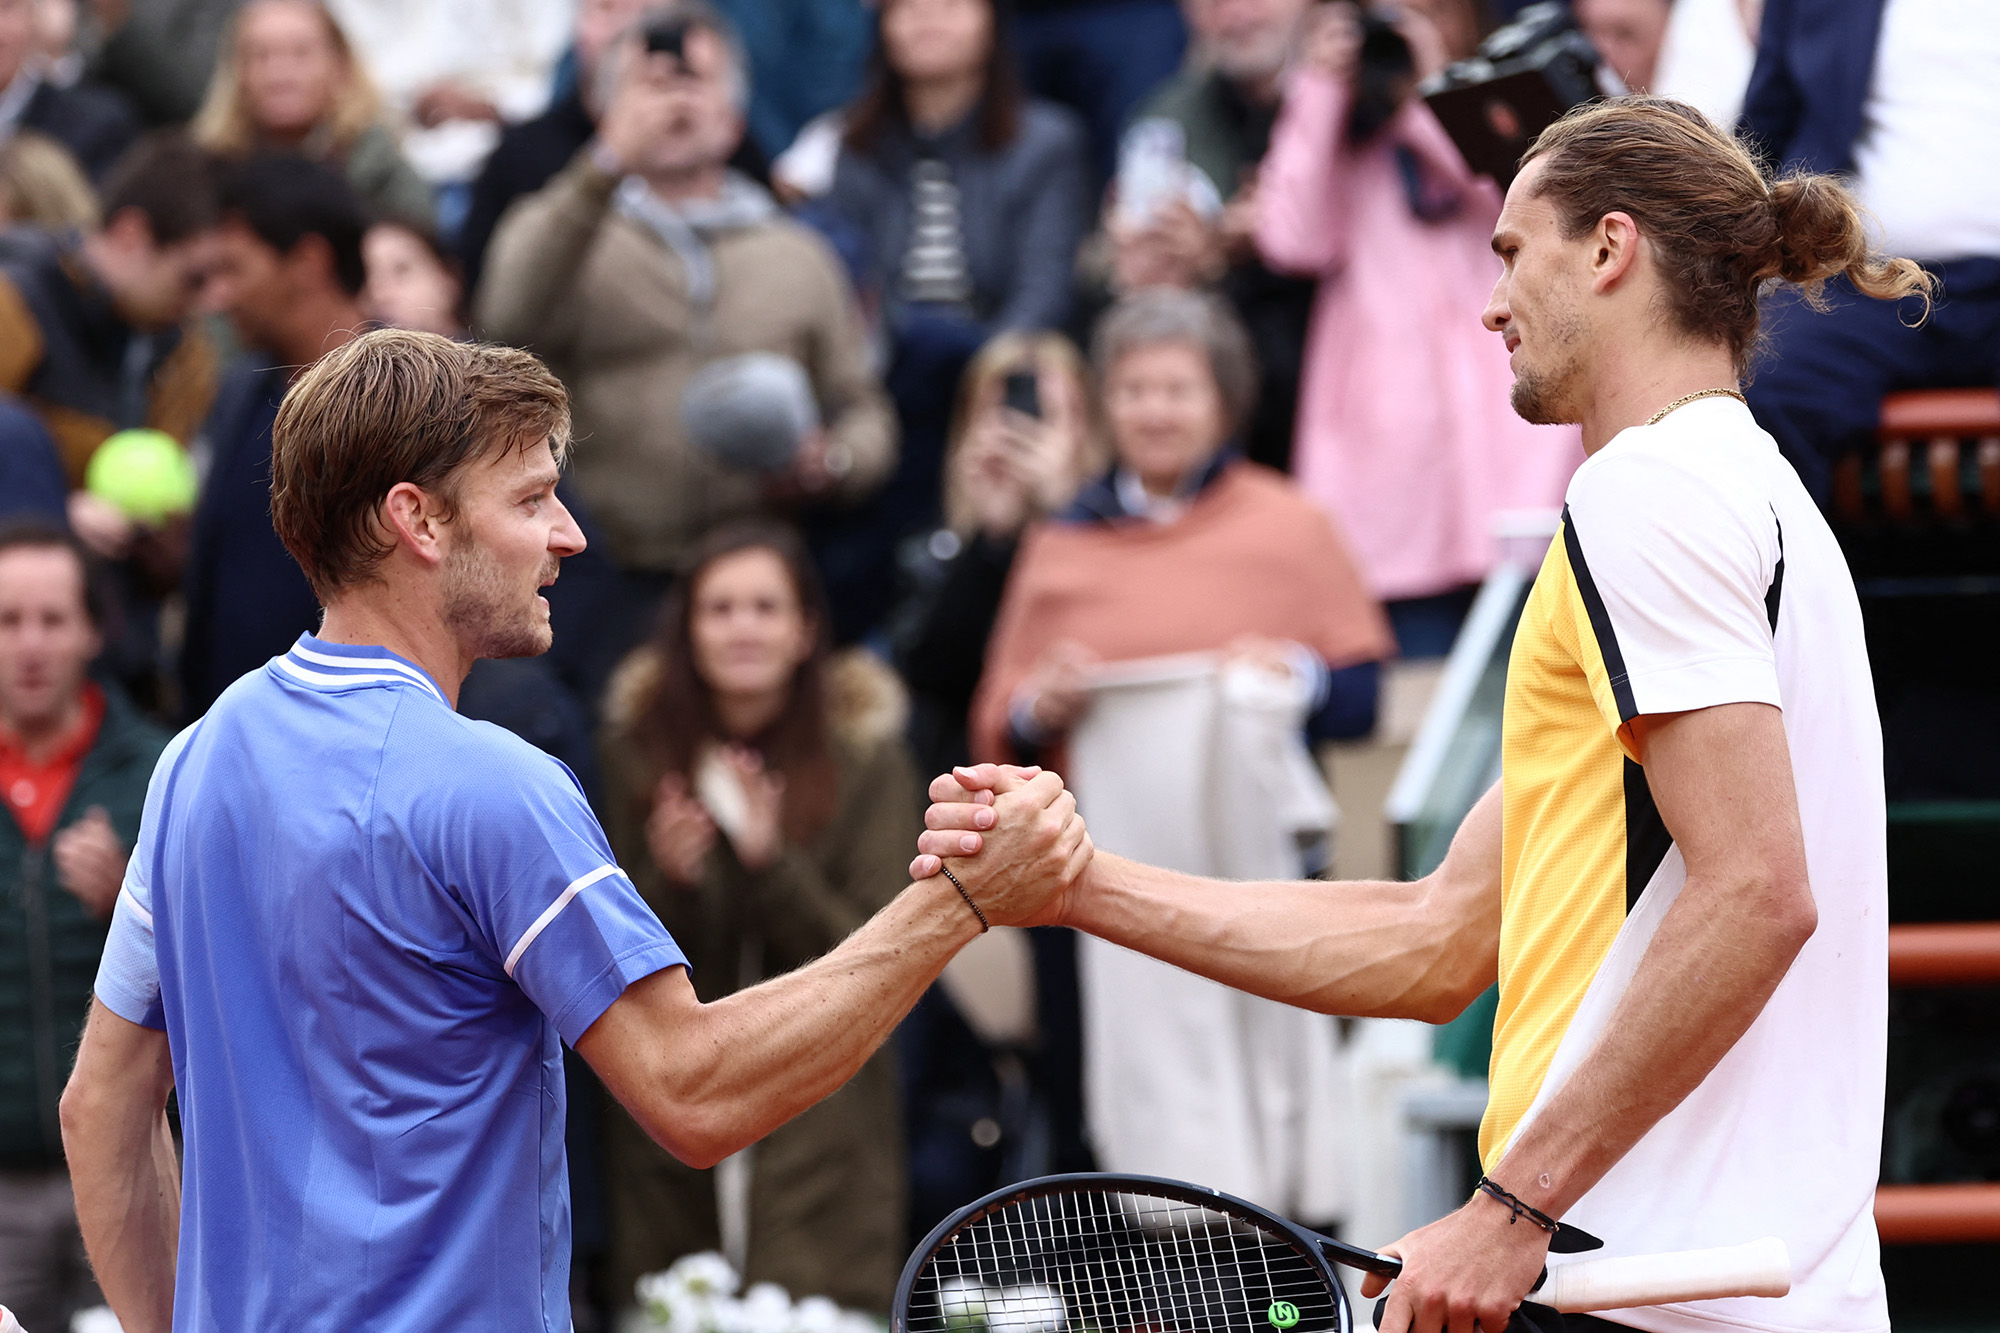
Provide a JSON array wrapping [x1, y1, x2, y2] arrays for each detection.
[[1255, 1, 1582, 652]]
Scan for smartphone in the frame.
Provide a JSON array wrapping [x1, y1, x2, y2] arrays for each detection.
[[1001, 369, 1041, 419]]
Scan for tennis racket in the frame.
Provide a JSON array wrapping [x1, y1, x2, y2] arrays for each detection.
[[892, 1173, 1791, 1333]]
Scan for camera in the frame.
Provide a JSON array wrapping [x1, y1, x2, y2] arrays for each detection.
[[642, 16, 691, 69], [1418, 2, 1619, 185], [1347, 12, 1416, 144]]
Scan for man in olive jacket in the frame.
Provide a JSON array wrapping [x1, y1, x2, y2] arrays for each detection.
[[477, 2, 896, 591], [0, 519, 167, 1332]]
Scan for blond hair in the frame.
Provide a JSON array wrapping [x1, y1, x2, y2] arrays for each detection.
[[1522, 97, 1936, 375], [190, 0, 385, 157], [943, 331, 1108, 533], [0, 132, 98, 230], [271, 330, 570, 599]]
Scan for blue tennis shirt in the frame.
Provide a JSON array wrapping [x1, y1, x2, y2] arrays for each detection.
[[95, 635, 688, 1332]]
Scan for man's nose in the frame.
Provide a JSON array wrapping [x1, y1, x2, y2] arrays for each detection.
[[1482, 280, 1509, 334], [548, 495, 587, 557]]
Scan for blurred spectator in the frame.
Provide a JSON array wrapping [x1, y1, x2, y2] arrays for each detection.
[[360, 218, 463, 336], [886, 337, 1103, 1236], [1740, 0, 2000, 503], [0, 393, 67, 521], [322, 0, 572, 206], [90, 0, 241, 125], [891, 330, 1103, 778], [784, 0, 1088, 638], [457, 0, 782, 298], [972, 288, 1391, 767], [597, 521, 916, 1313], [478, 1, 895, 671], [0, 132, 220, 486], [0, 518, 166, 1333], [968, 291, 1388, 1214], [1095, 0, 1320, 472], [1255, 1, 1581, 653], [1573, 0, 1670, 93], [191, 0, 434, 226], [715, 0, 874, 162], [0, 0, 138, 179], [0, 129, 97, 230], [457, 0, 650, 295], [1652, 0, 1761, 126], [179, 154, 367, 719], [809, 0, 1089, 336], [1011, 0, 1187, 182]]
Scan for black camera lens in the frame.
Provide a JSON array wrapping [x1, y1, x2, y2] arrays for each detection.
[[643, 17, 689, 61]]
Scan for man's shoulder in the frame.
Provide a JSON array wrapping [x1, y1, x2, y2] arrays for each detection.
[[382, 697, 587, 809], [1570, 409, 1781, 526]]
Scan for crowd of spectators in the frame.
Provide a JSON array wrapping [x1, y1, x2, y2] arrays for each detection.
[[3, 0, 1995, 1328]]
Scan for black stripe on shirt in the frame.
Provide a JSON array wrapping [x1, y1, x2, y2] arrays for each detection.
[[1765, 512, 1785, 632], [1623, 757, 1674, 912], [1562, 504, 1638, 722]]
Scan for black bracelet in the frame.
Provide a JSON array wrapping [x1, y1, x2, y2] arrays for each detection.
[[1474, 1175, 1560, 1234], [936, 865, 989, 933]]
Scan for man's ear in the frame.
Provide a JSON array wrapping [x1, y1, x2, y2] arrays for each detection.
[[381, 481, 449, 567], [1589, 210, 1643, 294]]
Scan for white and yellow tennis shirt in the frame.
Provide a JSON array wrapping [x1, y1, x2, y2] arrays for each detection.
[[1485, 398, 1889, 1333]]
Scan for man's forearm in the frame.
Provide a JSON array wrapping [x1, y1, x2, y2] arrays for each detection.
[[1064, 782, 1505, 1022], [586, 876, 982, 1167], [62, 1005, 180, 1333], [1489, 703, 1817, 1220], [1488, 867, 1813, 1217], [1071, 854, 1494, 1021]]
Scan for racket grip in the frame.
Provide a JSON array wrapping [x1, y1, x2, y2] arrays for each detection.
[[1539, 1237, 1792, 1312]]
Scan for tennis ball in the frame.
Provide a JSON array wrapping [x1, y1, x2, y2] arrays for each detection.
[[86, 429, 198, 523]]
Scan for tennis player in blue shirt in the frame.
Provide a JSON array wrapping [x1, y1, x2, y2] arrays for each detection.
[[58, 329, 1090, 1333]]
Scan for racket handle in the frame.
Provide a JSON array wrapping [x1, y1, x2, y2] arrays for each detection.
[[1539, 1237, 1792, 1312]]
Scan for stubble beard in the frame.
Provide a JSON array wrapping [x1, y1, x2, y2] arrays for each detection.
[[1508, 286, 1589, 427], [441, 538, 556, 661]]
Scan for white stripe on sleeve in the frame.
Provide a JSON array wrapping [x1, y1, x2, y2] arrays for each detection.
[[503, 864, 626, 977]]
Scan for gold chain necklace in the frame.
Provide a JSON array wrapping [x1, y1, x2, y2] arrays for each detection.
[[1645, 387, 1748, 426]]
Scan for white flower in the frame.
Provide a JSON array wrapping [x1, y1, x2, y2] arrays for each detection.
[[985, 1285, 1066, 1333], [672, 1252, 745, 1300], [792, 1295, 842, 1333]]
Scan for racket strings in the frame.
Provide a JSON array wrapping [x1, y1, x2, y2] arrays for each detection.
[[907, 1189, 1344, 1333]]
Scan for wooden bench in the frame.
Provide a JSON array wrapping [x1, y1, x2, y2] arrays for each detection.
[[1833, 387, 2000, 523], [1878, 922, 2000, 1242]]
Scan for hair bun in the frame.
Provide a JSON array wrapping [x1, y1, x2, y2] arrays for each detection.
[[1768, 175, 1865, 285]]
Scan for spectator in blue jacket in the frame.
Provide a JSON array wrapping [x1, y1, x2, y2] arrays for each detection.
[[1739, 0, 2000, 502]]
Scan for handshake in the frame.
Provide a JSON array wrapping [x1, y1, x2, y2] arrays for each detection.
[[906, 764, 1096, 930]]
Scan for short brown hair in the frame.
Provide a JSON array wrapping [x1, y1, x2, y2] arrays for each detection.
[[270, 329, 570, 599], [1521, 97, 1935, 375]]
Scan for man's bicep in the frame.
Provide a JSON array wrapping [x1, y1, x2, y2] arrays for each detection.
[[572, 963, 699, 1131], [1637, 703, 1809, 894], [71, 997, 175, 1106]]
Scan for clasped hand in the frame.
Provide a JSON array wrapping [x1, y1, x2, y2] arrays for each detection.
[[909, 764, 1093, 928]]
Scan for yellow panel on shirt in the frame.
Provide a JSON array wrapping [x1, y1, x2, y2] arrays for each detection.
[[1479, 511, 1670, 1167]]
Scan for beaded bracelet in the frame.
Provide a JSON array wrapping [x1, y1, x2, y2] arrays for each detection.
[[937, 865, 990, 933]]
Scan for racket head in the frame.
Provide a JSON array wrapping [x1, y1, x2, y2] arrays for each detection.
[[894, 1173, 1353, 1333]]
